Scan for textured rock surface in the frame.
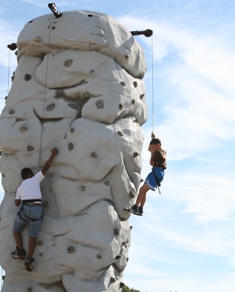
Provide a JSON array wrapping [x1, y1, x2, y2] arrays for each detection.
[[0, 10, 148, 292]]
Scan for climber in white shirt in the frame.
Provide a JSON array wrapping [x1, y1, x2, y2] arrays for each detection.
[[11, 147, 58, 272]]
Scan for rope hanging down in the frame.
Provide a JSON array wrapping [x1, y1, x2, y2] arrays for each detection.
[[6, 43, 17, 96], [38, 3, 62, 170], [37, 15, 53, 171], [151, 33, 155, 134], [130, 29, 155, 133]]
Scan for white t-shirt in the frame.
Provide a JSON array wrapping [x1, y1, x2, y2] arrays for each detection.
[[15, 171, 44, 201]]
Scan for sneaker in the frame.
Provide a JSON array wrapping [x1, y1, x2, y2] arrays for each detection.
[[24, 257, 35, 272], [138, 207, 143, 216], [128, 205, 138, 214], [11, 247, 26, 259]]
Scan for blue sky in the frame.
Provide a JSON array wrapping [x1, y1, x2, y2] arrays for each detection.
[[0, 1, 235, 291]]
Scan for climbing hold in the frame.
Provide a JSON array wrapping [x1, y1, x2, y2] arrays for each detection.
[[24, 74, 32, 81], [80, 185, 86, 191], [27, 145, 34, 152], [114, 229, 119, 236], [139, 93, 145, 100], [119, 103, 124, 110], [11, 72, 15, 81], [34, 37, 42, 43], [43, 201, 49, 209], [51, 26, 56, 30], [131, 99, 135, 104], [133, 152, 139, 158], [70, 128, 74, 133], [27, 288, 33, 292], [64, 59, 73, 67], [68, 102, 80, 110], [110, 277, 116, 284], [120, 81, 126, 86], [117, 131, 123, 136], [20, 127, 27, 134], [120, 283, 125, 288], [133, 118, 139, 123], [96, 255, 102, 259], [9, 109, 15, 115], [90, 152, 98, 158], [105, 180, 110, 186], [126, 257, 129, 262], [67, 246, 75, 253], [133, 81, 138, 87], [130, 226, 133, 230], [124, 55, 129, 60], [115, 255, 121, 260], [88, 14, 93, 17], [129, 191, 135, 198], [95, 99, 104, 109], [46, 104, 55, 111], [68, 143, 74, 151], [37, 240, 43, 247], [89, 70, 95, 74], [28, 20, 33, 23]]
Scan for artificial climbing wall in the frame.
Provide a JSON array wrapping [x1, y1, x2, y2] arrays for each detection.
[[0, 10, 148, 292]]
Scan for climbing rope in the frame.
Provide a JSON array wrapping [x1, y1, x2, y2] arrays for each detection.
[[7, 49, 11, 95], [37, 15, 53, 170], [151, 33, 155, 134]]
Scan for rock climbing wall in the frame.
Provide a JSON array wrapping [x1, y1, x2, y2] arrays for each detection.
[[0, 10, 147, 292]]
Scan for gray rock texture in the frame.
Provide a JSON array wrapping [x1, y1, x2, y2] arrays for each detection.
[[0, 10, 148, 292]]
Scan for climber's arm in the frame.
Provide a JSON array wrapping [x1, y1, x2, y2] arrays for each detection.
[[41, 148, 58, 176]]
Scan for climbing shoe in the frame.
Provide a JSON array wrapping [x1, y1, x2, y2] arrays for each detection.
[[128, 205, 138, 215], [24, 257, 35, 272], [11, 247, 26, 259]]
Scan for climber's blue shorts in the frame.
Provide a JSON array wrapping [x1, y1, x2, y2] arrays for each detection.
[[144, 167, 164, 191], [13, 205, 43, 237]]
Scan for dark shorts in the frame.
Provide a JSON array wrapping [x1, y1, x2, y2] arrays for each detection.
[[13, 204, 43, 237], [145, 167, 164, 191]]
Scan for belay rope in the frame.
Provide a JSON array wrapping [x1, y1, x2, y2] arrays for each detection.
[[150, 33, 162, 195], [151, 32, 155, 134], [37, 15, 53, 171], [37, 3, 63, 169], [17, 16, 54, 220]]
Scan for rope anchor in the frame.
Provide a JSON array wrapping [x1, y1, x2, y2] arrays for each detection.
[[131, 29, 153, 37], [48, 2, 62, 18]]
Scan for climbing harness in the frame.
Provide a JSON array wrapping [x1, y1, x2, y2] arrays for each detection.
[[18, 200, 44, 222], [152, 167, 162, 194]]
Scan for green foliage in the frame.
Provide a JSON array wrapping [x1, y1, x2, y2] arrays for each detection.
[[122, 284, 141, 292]]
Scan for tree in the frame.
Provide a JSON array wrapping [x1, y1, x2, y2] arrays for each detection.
[[122, 284, 141, 292]]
